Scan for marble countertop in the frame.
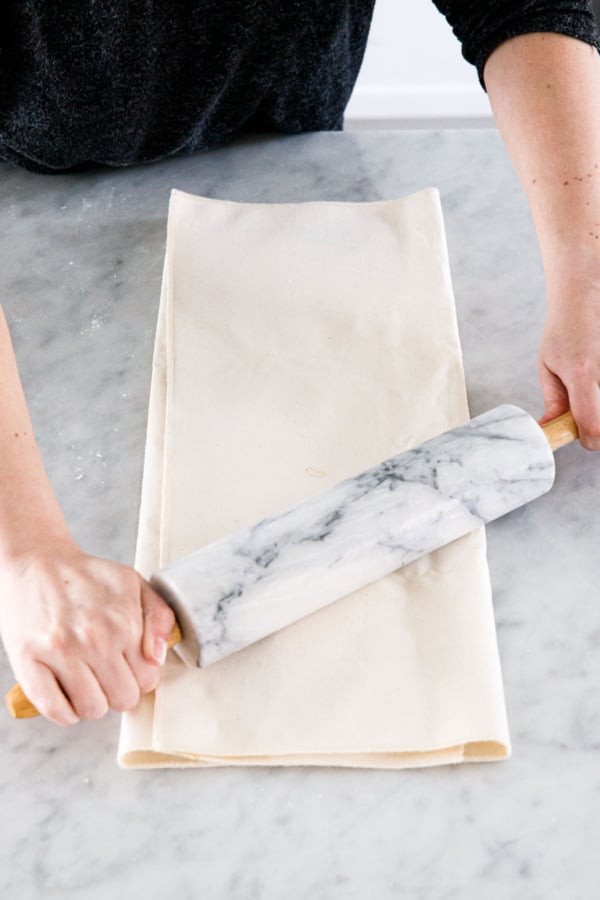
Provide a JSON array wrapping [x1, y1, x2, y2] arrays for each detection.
[[1, 130, 599, 900]]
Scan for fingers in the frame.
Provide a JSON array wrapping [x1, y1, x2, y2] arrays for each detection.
[[538, 364, 570, 425], [140, 579, 176, 666], [47, 597, 167, 713], [564, 376, 600, 450], [18, 651, 151, 723], [1, 554, 175, 727], [16, 658, 79, 727], [51, 661, 110, 720], [539, 360, 600, 449], [123, 646, 163, 696]]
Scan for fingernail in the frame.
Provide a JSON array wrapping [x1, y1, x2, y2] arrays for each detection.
[[153, 638, 168, 665]]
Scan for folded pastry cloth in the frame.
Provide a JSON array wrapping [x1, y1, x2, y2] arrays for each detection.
[[118, 188, 510, 768]]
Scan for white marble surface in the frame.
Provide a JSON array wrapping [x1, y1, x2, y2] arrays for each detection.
[[1, 130, 599, 899]]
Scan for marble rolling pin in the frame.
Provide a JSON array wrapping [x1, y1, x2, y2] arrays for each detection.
[[6, 404, 577, 719]]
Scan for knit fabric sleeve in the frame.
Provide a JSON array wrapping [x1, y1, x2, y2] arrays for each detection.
[[432, 0, 600, 88]]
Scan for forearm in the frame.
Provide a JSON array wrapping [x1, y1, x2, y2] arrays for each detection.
[[483, 31, 600, 446], [0, 306, 71, 563], [484, 32, 600, 295], [0, 307, 174, 725]]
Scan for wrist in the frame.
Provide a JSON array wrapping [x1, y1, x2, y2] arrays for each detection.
[[0, 520, 76, 570], [543, 249, 600, 308]]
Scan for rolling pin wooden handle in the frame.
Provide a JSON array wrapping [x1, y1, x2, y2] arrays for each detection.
[[541, 410, 579, 451], [5, 621, 183, 720]]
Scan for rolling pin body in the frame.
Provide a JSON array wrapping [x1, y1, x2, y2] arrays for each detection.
[[156, 404, 559, 668], [6, 405, 576, 720]]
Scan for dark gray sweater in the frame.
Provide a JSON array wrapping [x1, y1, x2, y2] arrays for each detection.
[[0, 1, 598, 173]]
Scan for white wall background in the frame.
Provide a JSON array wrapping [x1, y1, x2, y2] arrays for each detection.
[[345, 0, 493, 125]]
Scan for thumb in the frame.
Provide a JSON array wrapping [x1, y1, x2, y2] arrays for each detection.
[[537, 364, 570, 426], [140, 580, 176, 665]]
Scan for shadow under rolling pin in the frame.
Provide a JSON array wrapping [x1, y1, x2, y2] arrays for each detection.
[[5, 407, 579, 721]]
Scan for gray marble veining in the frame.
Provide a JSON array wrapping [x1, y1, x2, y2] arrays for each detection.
[[1, 131, 600, 900], [157, 404, 555, 667]]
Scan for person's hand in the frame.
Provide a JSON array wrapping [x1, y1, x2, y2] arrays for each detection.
[[538, 282, 600, 450], [0, 537, 175, 726]]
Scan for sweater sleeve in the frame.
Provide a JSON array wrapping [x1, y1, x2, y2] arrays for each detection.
[[432, 0, 600, 89]]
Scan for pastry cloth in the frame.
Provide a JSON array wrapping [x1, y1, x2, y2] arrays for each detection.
[[117, 187, 510, 768]]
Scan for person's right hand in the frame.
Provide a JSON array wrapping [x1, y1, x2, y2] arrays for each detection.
[[0, 537, 175, 726], [537, 277, 600, 450]]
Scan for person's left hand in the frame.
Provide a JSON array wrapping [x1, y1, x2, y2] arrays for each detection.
[[537, 279, 600, 450]]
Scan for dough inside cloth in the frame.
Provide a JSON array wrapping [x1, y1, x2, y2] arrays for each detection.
[[118, 188, 510, 768]]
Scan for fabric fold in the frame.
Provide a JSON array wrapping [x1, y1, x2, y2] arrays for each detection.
[[118, 188, 510, 768]]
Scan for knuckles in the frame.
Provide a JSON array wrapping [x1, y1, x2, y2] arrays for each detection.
[[22, 623, 104, 659], [37, 628, 72, 657], [567, 358, 600, 384]]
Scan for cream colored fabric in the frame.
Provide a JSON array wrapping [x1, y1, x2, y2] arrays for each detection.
[[118, 188, 510, 768]]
